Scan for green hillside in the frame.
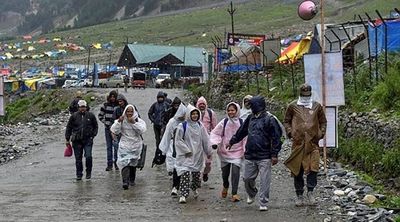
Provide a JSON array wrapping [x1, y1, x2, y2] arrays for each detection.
[[1, 0, 398, 67]]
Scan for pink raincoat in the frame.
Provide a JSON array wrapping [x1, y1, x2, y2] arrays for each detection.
[[196, 96, 217, 133], [196, 96, 217, 173], [209, 102, 245, 167]]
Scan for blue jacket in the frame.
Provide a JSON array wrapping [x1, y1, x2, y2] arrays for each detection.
[[229, 96, 282, 160], [148, 91, 169, 126]]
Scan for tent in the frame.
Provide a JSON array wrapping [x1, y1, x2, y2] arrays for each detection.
[[222, 45, 262, 72], [278, 36, 312, 63], [369, 19, 400, 56]]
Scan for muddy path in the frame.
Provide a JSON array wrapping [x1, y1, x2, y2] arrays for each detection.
[[0, 88, 322, 221]]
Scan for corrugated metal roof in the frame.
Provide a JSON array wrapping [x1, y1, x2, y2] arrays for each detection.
[[127, 44, 205, 67]]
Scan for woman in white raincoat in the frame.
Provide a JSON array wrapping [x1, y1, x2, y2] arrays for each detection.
[[159, 103, 186, 196], [174, 104, 211, 204], [111, 105, 146, 190], [209, 102, 245, 202]]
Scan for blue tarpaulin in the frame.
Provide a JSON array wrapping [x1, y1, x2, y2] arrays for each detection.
[[223, 64, 262, 72], [368, 19, 400, 56]]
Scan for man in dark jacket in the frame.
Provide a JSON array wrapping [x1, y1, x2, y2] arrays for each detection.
[[148, 91, 170, 166], [98, 90, 119, 171], [65, 100, 98, 180], [227, 96, 282, 211]]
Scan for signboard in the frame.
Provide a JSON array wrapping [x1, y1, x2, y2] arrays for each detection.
[[261, 39, 281, 66], [318, 107, 337, 148], [227, 33, 265, 46], [0, 75, 4, 116], [304, 52, 345, 106]]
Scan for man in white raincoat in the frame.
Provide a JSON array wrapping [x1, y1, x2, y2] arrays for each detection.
[[111, 105, 147, 190], [159, 103, 186, 196], [174, 104, 212, 204]]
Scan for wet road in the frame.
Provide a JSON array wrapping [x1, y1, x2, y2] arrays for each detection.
[[0, 88, 320, 222]]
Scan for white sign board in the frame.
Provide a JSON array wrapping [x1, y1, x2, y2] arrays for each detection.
[[304, 52, 345, 106], [0, 75, 4, 116], [318, 106, 337, 148]]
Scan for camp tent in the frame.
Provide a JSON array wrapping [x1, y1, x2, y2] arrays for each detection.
[[369, 18, 400, 56], [278, 36, 312, 63], [222, 45, 263, 72]]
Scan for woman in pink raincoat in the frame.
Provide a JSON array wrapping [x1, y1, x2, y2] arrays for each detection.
[[209, 102, 245, 202]]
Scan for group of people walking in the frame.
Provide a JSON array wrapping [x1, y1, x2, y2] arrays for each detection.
[[65, 83, 327, 211]]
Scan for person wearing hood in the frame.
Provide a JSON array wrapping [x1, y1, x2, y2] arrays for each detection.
[[159, 103, 186, 196], [111, 105, 147, 190], [283, 83, 326, 206], [174, 105, 211, 204], [196, 96, 217, 182], [148, 91, 170, 166], [113, 93, 129, 120], [98, 90, 119, 171], [162, 96, 182, 126], [209, 102, 245, 202], [240, 95, 253, 120], [227, 96, 282, 211], [65, 100, 98, 181]]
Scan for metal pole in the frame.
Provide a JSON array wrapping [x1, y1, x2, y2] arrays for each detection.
[[341, 24, 357, 93], [376, 10, 388, 76], [87, 46, 91, 78], [366, 13, 378, 83], [285, 54, 295, 98], [358, 14, 372, 85], [320, 0, 328, 175], [324, 35, 332, 51], [271, 49, 283, 91], [251, 50, 260, 94]]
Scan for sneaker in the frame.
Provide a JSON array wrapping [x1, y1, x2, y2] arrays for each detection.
[[202, 173, 208, 182], [86, 173, 91, 180], [295, 195, 305, 207], [105, 166, 112, 171], [231, 194, 241, 202], [179, 196, 186, 204], [193, 190, 199, 199], [76, 176, 82, 181], [307, 191, 317, 206], [259, 206, 268, 211], [122, 183, 129, 190], [247, 196, 255, 204], [171, 187, 178, 196], [221, 187, 228, 198]]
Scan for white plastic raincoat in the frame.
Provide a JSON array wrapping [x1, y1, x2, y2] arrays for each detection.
[[159, 103, 186, 172], [174, 105, 211, 176], [110, 105, 147, 169]]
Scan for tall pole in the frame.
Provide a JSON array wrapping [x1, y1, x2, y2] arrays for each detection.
[[320, 0, 328, 175], [227, 1, 236, 37], [87, 46, 91, 79]]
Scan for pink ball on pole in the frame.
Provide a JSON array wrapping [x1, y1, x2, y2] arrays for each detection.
[[298, 0, 318, 20]]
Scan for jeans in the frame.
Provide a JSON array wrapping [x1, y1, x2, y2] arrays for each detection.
[[105, 127, 118, 166], [72, 139, 93, 177], [153, 124, 162, 150], [243, 159, 272, 207], [294, 166, 318, 196]]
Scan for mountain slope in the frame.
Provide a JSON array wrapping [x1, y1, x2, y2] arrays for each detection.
[[0, 0, 248, 36]]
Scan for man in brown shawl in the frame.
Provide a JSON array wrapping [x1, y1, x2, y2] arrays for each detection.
[[283, 83, 327, 206]]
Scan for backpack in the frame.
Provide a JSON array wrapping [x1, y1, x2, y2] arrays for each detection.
[[221, 118, 243, 137], [181, 121, 201, 139]]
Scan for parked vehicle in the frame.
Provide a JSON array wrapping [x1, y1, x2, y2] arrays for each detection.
[[131, 71, 146, 89], [155, 73, 171, 88], [62, 80, 76, 88], [98, 75, 124, 88]]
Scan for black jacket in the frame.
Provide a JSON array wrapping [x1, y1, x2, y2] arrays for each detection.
[[162, 97, 182, 125], [229, 96, 282, 160], [65, 111, 98, 142], [148, 91, 169, 126]]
